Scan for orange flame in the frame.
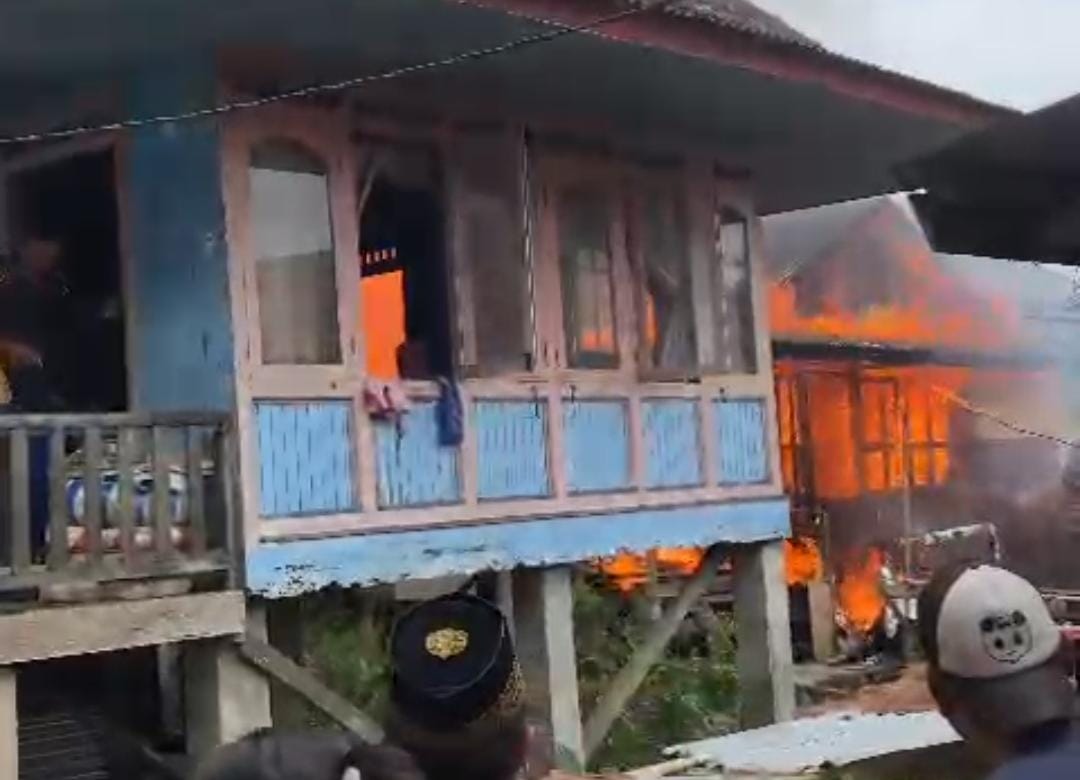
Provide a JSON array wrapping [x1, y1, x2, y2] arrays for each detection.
[[784, 537, 824, 586], [777, 362, 968, 500], [596, 548, 705, 592], [837, 547, 887, 635], [768, 230, 1021, 352]]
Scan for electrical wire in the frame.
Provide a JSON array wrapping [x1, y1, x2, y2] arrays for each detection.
[[0, 1, 667, 147], [933, 384, 1078, 448]]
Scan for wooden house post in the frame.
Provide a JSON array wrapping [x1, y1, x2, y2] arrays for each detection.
[[733, 540, 795, 728], [184, 606, 272, 759], [512, 566, 584, 775], [0, 666, 15, 780]]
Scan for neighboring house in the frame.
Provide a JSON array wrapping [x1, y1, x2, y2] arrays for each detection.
[[0, 0, 1006, 776], [762, 195, 1080, 587]]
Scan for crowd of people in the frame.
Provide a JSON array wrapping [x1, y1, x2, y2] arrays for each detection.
[[190, 561, 1080, 780]]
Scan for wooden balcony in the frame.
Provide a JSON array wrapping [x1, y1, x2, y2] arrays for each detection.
[[0, 411, 239, 602]]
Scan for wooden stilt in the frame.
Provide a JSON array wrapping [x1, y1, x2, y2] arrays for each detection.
[[513, 565, 584, 775], [733, 540, 795, 728], [583, 545, 725, 761], [0, 666, 16, 780]]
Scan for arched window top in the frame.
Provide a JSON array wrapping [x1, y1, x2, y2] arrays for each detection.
[[248, 137, 340, 365], [251, 139, 327, 175]]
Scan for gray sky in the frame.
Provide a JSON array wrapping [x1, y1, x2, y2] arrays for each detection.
[[752, 0, 1080, 111]]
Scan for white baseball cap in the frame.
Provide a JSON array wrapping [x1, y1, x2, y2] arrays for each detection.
[[928, 565, 1072, 731]]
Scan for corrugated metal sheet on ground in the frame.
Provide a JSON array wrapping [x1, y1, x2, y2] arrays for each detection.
[[667, 711, 959, 775]]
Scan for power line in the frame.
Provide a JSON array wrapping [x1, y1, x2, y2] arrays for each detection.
[[933, 384, 1077, 448], [0, 1, 664, 147]]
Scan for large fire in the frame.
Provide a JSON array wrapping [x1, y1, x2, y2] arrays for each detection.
[[770, 217, 1026, 502], [777, 362, 968, 499], [836, 546, 887, 635]]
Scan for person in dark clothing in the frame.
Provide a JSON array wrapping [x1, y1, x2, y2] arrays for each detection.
[[192, 728, 424, 780], [386, 593, 529, 780], [0, 237, 78, 411], [0, 237, 81, 556], [919, 563, 1079, 778]]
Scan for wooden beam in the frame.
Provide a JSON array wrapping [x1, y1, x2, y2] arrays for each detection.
[[583, 545, 725, 760], [733, 541, 795, 728], [513, 566, 584, 775], [0, 590, 244, 665], [0, 667, 15, 780], [236, 635, 385, 744]]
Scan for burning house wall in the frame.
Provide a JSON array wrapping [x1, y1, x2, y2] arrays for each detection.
[[765, 195, 1080, 642]]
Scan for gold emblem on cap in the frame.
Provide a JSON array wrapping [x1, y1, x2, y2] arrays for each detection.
[[425, 627, 469, 660]]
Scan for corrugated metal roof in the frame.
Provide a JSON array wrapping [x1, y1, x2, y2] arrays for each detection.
[[628, 0, 821, 49], [667, 711, 959, 775]]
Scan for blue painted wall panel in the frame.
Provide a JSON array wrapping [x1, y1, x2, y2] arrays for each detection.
[[248, 497, 791, 596], [643, 399, 703, 489], [375, 401, 461, 508], [256, 401, 356, 517], [563, 400, 631, 494], [126, 59, 235, 411], [474, 400, 550, 500], [713, 399, 770, 485]]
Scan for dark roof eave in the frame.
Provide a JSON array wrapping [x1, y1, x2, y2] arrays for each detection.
[[464, 0, 1012, 127], [772, 337, 1056, 370]]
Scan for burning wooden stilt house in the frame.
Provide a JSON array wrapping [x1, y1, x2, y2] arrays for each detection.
[[762, 194, 1080, 657]]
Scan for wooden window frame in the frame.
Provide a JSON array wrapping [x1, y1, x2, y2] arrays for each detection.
[[532, 152, 636, 376], [222, 103, 361, 397]]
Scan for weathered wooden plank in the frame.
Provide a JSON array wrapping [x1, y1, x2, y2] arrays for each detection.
[[8, 429, 30, 572], [583, 545, 725, 759], [187, 426, 207, 556], [82, 426, 104, 564], [46, 427, 68, 571], [237, 635, 384, 744], [116, 427, 139, 562], [374, 402, 461, 509], [0, 411, 226, 430], [217, 427, 244, 587], [0, 590, 245, 665], [0, 667, 15, 780], [152, 426, 172, 559]]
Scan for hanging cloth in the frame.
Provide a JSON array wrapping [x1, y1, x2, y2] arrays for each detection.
[[436, 377, 464, 447]]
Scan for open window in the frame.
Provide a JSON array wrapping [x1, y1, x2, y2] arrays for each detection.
[[634, 179, 696, 375], [556, 185, 619, 369], [249, 140, 342, 366], [709, 204, 757, 373], [357, 142, 452, 380]]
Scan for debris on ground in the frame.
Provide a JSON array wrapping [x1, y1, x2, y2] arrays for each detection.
[[664, 710, 959, 776]]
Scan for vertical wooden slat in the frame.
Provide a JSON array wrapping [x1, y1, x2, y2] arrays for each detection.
[[47, 427, 68, 570], [187, 426, 207, 556], [9, 429, 30, 572], [82, 426, 104, 565], [217, 424, 244, 589], [152, 426, 172, 559], [116, 426, 138, 563]]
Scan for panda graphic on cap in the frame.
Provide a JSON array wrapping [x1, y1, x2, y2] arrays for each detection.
[[980, 610, 1034, 665]]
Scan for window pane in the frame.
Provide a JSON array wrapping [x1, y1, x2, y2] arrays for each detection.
[[454, 129, 530, 375], [559, 188, 617, 367], [251, 141, 341, 365], [642, 188, 695, 371], [712, 207, 756, 373]]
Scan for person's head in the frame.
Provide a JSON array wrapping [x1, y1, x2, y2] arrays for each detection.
[[17, 237, 61, 279], [387, 593, 528, 780], [193, 728, 424, 780], [919, 563, 1075, 760]]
